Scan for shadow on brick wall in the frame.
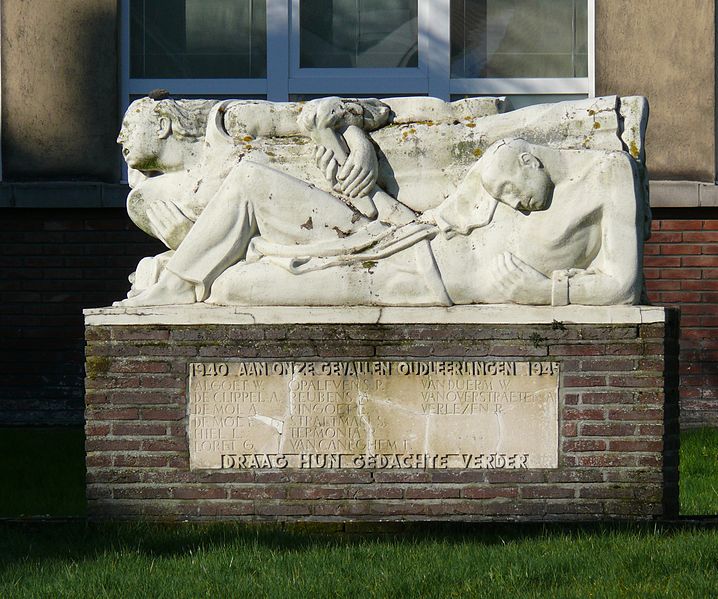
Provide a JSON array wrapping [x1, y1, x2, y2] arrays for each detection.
[[0, 208, 164, 425]]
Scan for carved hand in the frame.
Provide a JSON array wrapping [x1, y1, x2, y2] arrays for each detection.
[[314, 145, 339, 186], [146, 200, 193, 251], [127, 167, 149, 189], [336, 126, 379, 198], [312, 98, 344, 130], [491, 251, 552, 304]]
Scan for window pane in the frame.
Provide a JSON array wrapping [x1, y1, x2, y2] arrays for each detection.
[[130, 0, 266, 78], [300, 0, 418, 68], [451, 0, 588, 78]]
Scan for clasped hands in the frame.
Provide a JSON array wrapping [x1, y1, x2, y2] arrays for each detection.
[[314, 142, 378, 199]]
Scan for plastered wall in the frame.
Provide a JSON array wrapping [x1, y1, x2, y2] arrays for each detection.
[[1, 0, 119, 181], [596, 0, 716, 182]]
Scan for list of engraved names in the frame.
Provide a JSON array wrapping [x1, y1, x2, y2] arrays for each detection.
[[188, 360, 559, 470]]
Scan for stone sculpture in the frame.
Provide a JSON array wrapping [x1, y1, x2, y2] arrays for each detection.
[[116, 93, 649, 307]]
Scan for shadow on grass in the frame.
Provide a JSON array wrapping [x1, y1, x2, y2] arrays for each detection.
[[0, 425, 716, 559], [2, 427, 718, 597], [2, 519, 717, 570], [0, 427, 85, 518]]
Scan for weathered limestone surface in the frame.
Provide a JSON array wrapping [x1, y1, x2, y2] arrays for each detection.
[[85, 304, 667, 326], [86, 90, 674, 522], [84, 307, 679, 522], [114, 94, 651, 308]]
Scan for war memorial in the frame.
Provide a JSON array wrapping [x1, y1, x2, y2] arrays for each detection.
[[83, 93, 679, 521]]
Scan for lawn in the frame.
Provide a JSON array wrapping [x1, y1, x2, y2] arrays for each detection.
[[680, 427, 718, 515], [0, 428, 716, 598], [1, 521, 718, 598]]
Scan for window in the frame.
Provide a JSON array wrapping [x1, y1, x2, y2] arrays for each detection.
[[130, 0, 267, 78], [121, 0, 594, 105], [451, 0, 588, 79], [299, 0, 418, 68]]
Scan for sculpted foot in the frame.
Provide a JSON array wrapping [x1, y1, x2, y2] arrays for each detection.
[[116, 270, 197, 306]]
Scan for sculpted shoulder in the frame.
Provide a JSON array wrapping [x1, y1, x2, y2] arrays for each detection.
[[592, 150, 643, 213]]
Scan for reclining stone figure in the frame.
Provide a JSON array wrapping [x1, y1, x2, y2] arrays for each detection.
[[115, 94, 649, 307]]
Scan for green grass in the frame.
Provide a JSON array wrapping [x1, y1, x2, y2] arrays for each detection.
[[680, 428, 718, 515], [1, 522, 718, 598]]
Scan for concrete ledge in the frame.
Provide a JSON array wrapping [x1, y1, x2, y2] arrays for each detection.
[[0, 182, 129, 208], [84, 304, 667, 326], [650, 180, 718, 208]]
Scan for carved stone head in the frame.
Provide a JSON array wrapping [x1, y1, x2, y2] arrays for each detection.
[[117, 97, 216, 172], [479, 139, 554, 212]]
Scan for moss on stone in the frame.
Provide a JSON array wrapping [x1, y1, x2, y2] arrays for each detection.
[[85, 355, 111, 379], [452, 140, 482, 163]]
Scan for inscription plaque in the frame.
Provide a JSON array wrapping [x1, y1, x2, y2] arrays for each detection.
[[188, 360, 559, 470]]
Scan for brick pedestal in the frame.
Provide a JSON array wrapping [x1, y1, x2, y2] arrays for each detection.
[[84, 305, 679, 522]]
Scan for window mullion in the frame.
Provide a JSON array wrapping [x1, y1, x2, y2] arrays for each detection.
[[267, 0, 290, 101], [119, 0, 131, 183], [588, 0, 596, 97], [425, 0, 450, 100]]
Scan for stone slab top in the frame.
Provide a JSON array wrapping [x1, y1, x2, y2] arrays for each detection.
[[84, 305, 667, 326]]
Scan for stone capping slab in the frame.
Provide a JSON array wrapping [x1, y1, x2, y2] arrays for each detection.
[[84, 304, 666, 326], [650, 180, 718, 208]]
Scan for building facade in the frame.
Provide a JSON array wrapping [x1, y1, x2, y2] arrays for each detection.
[[1, 0, 716, 426]]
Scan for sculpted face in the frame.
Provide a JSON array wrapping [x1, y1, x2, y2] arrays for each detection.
[[117, 99, 167, 172], [480, 142, 553, 212]]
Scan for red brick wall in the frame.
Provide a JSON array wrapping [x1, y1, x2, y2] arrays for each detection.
[[644, 209, 718, 427], [85, 320, 679, 521], [0, 209, 163, 425]]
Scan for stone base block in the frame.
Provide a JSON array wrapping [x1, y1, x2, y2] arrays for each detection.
[[84, 305, 679, 522]]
